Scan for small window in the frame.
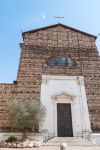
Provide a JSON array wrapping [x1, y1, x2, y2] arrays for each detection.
[[48, 56, 77, 68], [66, 58, 76, 67]]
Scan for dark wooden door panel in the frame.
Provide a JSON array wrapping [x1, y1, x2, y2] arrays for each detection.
[[57, 103, 73, 137]]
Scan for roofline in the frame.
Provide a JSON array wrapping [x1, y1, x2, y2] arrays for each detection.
[[22, 23, 97, 39]]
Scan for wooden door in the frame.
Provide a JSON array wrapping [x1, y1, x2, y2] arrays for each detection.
[[57, 103, 73, 137]]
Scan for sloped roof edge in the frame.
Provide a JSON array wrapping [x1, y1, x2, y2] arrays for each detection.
[[22, 23, 97, 39]]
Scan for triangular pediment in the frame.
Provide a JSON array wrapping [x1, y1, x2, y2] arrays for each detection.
[[22, 23, 96, 39], [52, 91, 75, 100], [51, 91, 75, 103]]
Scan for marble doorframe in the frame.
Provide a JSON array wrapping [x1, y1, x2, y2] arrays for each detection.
[[40, 75, 91, 138]]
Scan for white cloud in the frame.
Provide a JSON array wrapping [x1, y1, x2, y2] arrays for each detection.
[[42, 14, 46, 19]]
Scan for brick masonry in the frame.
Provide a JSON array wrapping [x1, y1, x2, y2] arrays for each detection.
[[0, 24, 100, 132]]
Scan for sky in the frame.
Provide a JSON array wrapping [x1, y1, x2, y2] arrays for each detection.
[[0, 0, 100, 83]]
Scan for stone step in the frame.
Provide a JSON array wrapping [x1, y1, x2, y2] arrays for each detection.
[[42, 137, 100, 150], [44, 137, 95, 146]]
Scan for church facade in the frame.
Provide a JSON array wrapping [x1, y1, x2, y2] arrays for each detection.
[[0, 23, 100, 138]]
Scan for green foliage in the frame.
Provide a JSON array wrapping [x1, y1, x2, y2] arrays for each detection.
[[5, 135, 17, 143], [9, 99, 46, 133]]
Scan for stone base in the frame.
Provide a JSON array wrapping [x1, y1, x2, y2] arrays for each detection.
[[90, 133, 100, 145], [0, 132, 43, 142]]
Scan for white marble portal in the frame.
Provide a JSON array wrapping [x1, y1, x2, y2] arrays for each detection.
[[40, 75, 91, 138]]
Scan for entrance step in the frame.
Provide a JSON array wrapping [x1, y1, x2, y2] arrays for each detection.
[[44, 137, 96, 146], [42, 137, 100, 150]]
